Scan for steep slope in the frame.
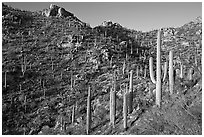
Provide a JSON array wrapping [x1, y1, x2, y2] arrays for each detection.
[[2, 3, 202, 135]]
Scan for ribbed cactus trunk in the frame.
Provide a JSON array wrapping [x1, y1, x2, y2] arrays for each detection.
[[188, 68, 193, 80], [112, 70, 117, 127], [180, 62, 184, 79], [156, 29, 162, 108], [169, 50, 174, 94], [123, 84, 128, 130], [4, 71, 7, 88], [109, 87, 112, 125], [71, 104, 75, 125], [86, 86, 91, 135], [129, 70, 133, 113], [162, 62, 168, 82]]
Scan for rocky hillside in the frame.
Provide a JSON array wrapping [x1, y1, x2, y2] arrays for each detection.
[[2, 3, 202, 135]]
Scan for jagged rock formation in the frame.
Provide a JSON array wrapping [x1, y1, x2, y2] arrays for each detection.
[[42, 4, 74, 18]]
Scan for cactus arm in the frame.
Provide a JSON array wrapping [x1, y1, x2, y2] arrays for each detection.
[[149, 57, 156, 84], [162, 62, 168, 82]]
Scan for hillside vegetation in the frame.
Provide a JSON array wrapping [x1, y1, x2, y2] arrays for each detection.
[[2, 3, 202, 135]]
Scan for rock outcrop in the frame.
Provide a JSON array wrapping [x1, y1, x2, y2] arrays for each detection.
[[42, 4, 74, 18]]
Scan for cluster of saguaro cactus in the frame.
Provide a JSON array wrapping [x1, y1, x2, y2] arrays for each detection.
[[178, 61, 194, 80], [149, 29, 171, 107]]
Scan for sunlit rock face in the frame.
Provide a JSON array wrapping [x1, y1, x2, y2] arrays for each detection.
[[42, 4, 74, 18]]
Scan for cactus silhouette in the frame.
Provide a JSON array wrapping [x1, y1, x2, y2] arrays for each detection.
[[110, 70, 117, 127], [86, 86, 91, 134], [169, 50, 174, 94], [180, 62, 184, 79], [129, 70, 133, 113], [123, 84, 128, 130], [149, 29, 168, 107], [188, 68, 193, 80], [71, 104, 75, 125], [4, 71, 7, 89]]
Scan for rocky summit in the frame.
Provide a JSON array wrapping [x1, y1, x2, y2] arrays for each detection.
[[2, 3, 202, 135], [42, 4, 74, 18]]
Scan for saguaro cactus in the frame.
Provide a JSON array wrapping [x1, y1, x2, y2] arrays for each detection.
[[156, 29, 162, 107], [21, 56, 27, 76], [4, 71, 7, 88], [169, 50, 174, 94], [180, 62, 184, 79], [123, 84, 128, 130], [109, 87, 112, 125], [86, 86, 91, 134], [149, 29, 168, 108], [188, 68, 193, 80], [109, 70, 117, 128], [128, 70, 134, 113], [71, 104, 75, 125]]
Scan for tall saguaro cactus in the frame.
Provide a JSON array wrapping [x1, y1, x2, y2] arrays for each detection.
[[169, 50, 174, 94], [123, 84, 128, 130], [149, 29, 168, 108], [156, 29, 162, 108], [129, 70, 133, 113], [86, 86, 91, 135], [110, 70, 116, 127]]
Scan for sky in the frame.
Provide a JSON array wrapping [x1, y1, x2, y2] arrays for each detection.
[[3, 1, 202, 32]]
